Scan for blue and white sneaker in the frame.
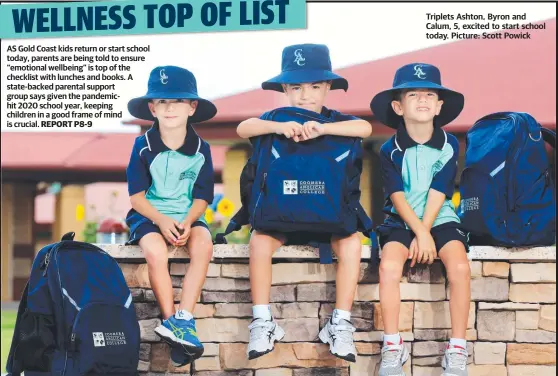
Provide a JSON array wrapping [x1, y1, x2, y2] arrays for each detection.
[[170, 345, 195, 367], [155, 313, 204, 360]]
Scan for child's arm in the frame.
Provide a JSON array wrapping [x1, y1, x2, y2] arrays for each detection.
[[380, 144, 436, 266], [422, 189, 447, 230], [130, 193, 181, 245], [425, 134, 460, 230], [176, 141, 214, 245], [390, 193, 437, 266], [237, 118, 303, 140], [127, 141, 181, 244], [301, 119, 372, 140]]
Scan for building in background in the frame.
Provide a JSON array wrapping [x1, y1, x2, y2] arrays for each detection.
[[1, 19, 555, 301]]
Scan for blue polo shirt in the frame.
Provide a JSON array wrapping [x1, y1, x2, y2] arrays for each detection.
[[380, 125, 460, 229], [126, 121, 214, 224]]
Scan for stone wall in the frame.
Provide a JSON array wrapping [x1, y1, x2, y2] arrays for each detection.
[[102, 244, 557, 376]]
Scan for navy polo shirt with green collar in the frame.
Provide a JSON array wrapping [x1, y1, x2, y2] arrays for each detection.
[[380, 125, 460, 229], [126, 122, 214, 225]]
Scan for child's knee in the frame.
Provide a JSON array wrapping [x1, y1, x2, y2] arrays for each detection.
[[379, 259, 405, 282], [447, 260, 471, 283], [141, 241, 168, 266], [334, 233, 362, 262], [189, 228, 213, 262], [249, 231, 285, 255]]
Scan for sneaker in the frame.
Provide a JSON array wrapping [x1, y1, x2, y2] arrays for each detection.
[[318, 317, 357, 362], [378, 339, 410, 376], [246, 318, 285, 360], [170, 345, 196, 367], [442, 345, 469, 376], [154, 316, 204, 360]]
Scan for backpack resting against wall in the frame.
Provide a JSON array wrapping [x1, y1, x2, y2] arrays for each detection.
[[458, 112, 556, 247], [6, 232, 140, 376]]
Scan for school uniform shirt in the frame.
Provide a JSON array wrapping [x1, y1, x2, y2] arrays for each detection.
[[126, 121, 214, 225], [380, 125, 460, 229]]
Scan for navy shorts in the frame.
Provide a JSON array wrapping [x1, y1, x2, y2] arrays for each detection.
[[378, 222, 469, 253], [250, 229, 334, 246], [126, 210, 208, 245]]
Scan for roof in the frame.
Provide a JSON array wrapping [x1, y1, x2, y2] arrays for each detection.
[[1, 132, 227, 173], [205, 18, 556, 133]]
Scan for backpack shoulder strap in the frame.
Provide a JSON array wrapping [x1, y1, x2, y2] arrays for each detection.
[[6, 282, 30, 376], [541, 128, 556, 149], [213, 135, 275, 244]]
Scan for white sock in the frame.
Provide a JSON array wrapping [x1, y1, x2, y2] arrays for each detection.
[[175, 309, 194, 321], [332, 309, 351, 324], [383, 333, 402, 346], [449, 338, 467, 349], [253, 305, 272, 321]]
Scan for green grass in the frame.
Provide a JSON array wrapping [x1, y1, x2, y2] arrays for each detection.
[[1, 310, 17, 373]]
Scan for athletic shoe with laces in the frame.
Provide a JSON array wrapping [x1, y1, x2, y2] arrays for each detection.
[[246, 318, 285, 360], [442, 344, 469, 376], [318, 317, 357, 362], [154, 315, 204, 360], [378, 338, 410, 376]]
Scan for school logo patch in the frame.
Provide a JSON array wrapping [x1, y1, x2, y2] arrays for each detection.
[[299, 180, 326, 195], [433, 160, 444, 173], [92, 331, 127, 347], [462, 197, 480, 212], [92, 332, 105, 347], [283, 180, 298, 195], [180, 171, 197, 181]]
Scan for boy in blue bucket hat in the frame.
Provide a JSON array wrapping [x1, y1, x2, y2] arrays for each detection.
[[237, 44, 373, 362], [125, 66, 217, 366], [371, 63, 470, 376]]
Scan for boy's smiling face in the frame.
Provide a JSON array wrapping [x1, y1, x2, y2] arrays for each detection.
[[148, 99, 198, 129], [391, 88, 443, 126], [282, 81, 331, 113]]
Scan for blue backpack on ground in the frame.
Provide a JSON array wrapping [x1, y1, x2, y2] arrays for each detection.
[[215, 107, 378, 264], [6, 232, 140, 376], [458, 112, 556, 247]]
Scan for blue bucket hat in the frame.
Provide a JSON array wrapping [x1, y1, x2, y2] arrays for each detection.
[[370, 63, 464, 129], [128, 66, 217, 123], [262, 44, 348, 92]]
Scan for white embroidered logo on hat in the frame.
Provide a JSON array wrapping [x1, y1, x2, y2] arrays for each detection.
[[414, 65, 427, 79], [160, 69, 168, 84], [294, 49, 306, 66]]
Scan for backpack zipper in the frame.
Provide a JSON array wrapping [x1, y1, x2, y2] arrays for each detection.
[[49, 241, 120, 376]]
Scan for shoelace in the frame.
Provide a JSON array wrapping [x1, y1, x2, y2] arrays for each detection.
[[331, 322, 356, 346], [446, 347, 468, 370], [249, 320, 274, 342], [381, 345, 403, 368]]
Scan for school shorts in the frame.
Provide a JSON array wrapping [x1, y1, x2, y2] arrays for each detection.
[[125, 210, 208, 246], [377, 222, 469, 253]]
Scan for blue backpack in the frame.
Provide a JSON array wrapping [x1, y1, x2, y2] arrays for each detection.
[[6, 232, 140, 376], [215, 107, 378, 264], [458, 112, 556, 246]]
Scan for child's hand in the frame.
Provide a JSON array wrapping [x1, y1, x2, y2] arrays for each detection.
[[275, 121, 303, 141], [156, 215, 181, 245], [175, 222, 192, 247], [301, 121, 325, 141], [413, 231, 436, 266]]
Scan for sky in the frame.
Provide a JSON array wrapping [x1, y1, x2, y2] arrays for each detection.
[[1, 2, 555, 133]]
